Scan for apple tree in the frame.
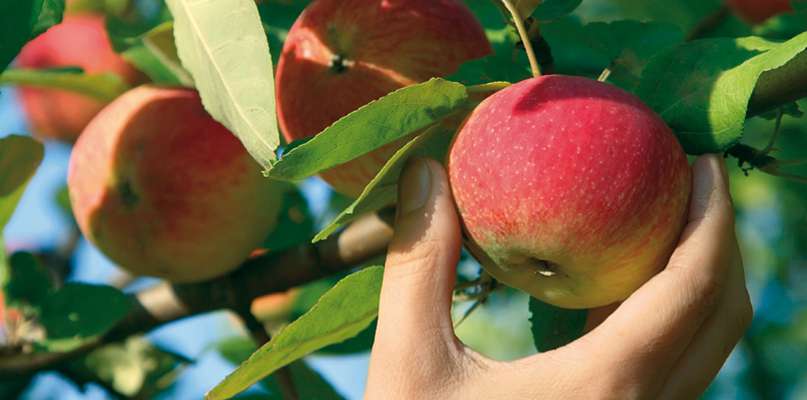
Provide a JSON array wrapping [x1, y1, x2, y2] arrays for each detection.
[[1, 0, 806, 398]]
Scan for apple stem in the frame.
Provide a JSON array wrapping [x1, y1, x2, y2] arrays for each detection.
[[499, 0, 542, 78]]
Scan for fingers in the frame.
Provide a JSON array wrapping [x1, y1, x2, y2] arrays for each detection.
[[659, 239, 752, 399], [571, 155, 737, 393], [372, 157, 463, 355]]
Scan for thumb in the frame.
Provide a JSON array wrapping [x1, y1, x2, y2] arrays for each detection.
[[373, 157, 462, 354]]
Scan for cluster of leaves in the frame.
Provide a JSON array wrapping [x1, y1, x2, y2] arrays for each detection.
[[0, 0, 806, 398]]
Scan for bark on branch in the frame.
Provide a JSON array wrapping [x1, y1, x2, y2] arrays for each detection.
[[0, 211, 394, 377]]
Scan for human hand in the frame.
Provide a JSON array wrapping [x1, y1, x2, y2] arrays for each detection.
[[365, 155, 752, 400]]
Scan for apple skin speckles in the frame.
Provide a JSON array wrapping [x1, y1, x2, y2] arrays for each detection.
[[448, 75, 692, 309]]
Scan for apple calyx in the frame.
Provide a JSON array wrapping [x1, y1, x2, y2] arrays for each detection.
[[329, 54, 354, 73]]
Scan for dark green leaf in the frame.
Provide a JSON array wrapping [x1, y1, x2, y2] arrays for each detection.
[[0, 135, 44, 200], [216, 335, 345, 399], [533, 0, 583, 21], [262, 183, 314, 251], [0, 0, 65, 71], [30, 0, 65, 35], [542, 19, 684, 89], [267, 78, 469, 181], [209, 266, 384, 399], [3, 252, 53, 309], [39, 283, 132, 352], [637, 32, 807, 154], [256, 0, 309, 65], [318, 321, 375, 355], [529, 298, 587, 352], [0, 137, 44, 266]]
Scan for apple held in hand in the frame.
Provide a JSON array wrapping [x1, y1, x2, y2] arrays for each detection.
[[448, 75, 692, 309], [68, 86, 284, 283], [726, 0, 792, 24], [276, 0, 490, 197], [16, 14, 144, 142]]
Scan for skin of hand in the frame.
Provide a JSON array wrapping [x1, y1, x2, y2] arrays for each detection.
[[365, 155, 753, 400]]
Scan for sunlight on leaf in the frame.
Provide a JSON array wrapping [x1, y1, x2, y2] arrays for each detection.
[[167, 0, 279, 169]]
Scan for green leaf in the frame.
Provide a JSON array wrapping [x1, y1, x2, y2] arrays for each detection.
[[0, 135, 43, 295], [140, 21, 194, 86], [0, 0, 65, 71], [3, 252, 53, 309], [529, 298, 587, 352], [313, 122, 456, 242], [30, 0, 65, 35], [636, 32, 807, 154], [262, 183, 315, 251], [108, 18, 190, 86], [318, 321, 376, 355], [166, 0, 280, 169], [38, 283, 132, 352], [542, 19, 683, 89], [208, 266, 384, 399], [533, 0, 582, 21], [255, 0, 308, 65], [263, 360, 344, 400], [268, 78, 468, 182], [216, 336, 345, 400], [0, 68, 130, 102], [0, 135, 44, 203], [449, 16, 531, 86]]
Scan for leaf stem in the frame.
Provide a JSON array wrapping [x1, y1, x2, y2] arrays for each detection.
[[499, 0, 542, 78]]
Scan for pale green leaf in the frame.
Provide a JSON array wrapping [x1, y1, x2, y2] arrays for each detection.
[[142, 21, 194, 86], [167, 0, 279, 168]]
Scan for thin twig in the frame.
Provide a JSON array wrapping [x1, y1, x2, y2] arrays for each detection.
[[760, 109, 785, 154]]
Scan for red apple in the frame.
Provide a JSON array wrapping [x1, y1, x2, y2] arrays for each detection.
[[448, 75, 692, 309], [275, 0, 490, 197], [726, 0, 792, 24], [16, 14, 144, 142], [68, 86, 284, 283]]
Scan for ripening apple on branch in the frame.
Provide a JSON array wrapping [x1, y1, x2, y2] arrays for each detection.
[[275, 0, 491, 197], [68, 86, 285, 283], [447, 2, 692, 309], [16, 13, 145, 142]]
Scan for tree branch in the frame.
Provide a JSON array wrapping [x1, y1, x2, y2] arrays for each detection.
[[0, 210, 394, 377]]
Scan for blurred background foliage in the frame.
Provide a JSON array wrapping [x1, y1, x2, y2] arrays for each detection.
[[0, 0, 805, 398]]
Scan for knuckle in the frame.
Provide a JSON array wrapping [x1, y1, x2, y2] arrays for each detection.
[[388, 237, 441, 268]]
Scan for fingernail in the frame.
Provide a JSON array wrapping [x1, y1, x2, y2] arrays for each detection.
[[398, 157, 432, 216]]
